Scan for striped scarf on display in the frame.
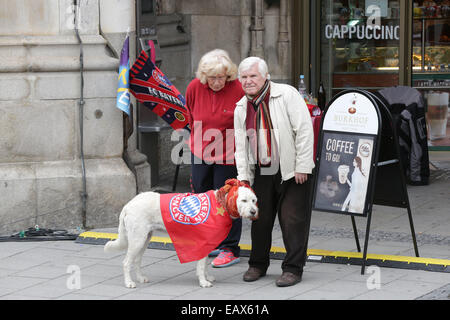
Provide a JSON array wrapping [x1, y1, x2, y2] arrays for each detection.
[[246, 80, 274, 167]]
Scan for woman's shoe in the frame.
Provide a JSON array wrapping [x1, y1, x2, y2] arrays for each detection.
[[211, 250, 240, 268]]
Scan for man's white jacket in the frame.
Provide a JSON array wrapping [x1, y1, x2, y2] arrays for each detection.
[[234, 81, 315, 185]]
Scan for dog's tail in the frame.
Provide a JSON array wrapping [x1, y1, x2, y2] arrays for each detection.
[[104, 209, 128, 252]]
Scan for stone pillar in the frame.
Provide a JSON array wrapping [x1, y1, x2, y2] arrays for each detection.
[[0, 0, 136, 233], [156, 0, 177, 15], [277, 0, 290, 80], [250, 0, 265, 58], [240, 0, 252, 60], [99, 0, 151, 193]]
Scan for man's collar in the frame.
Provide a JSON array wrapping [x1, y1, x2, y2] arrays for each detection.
[[269, 81, 283, 98]]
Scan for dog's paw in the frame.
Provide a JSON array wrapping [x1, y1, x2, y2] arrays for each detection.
[[206, 275, 215, 283], [137, 275, 149, 283], [125, 281, 137, 289], [199, 280, 213, 288]]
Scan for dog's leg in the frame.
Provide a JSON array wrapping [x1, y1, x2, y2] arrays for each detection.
[[196, 257, 214, 288], [123, 231, 151, 288], [123, 249, 137, 288], [134, 232, 152, 284]]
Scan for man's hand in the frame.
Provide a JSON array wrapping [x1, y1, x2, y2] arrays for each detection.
[[295, 173, 308, 184]]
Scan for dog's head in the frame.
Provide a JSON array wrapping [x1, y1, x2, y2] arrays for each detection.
[[216, 179, 258, 221]]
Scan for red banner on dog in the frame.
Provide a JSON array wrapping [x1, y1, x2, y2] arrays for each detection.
[[160, 190, 232, 263]]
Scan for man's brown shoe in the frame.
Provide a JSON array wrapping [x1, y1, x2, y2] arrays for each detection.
[[243, 267, 266, 282], [276, 272, 302, 287]]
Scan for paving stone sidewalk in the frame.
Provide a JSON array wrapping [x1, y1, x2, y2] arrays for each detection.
[[0, 231, 449, 301], [0, 157, 449, 301]]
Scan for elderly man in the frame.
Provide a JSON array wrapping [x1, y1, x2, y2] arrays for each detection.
[[234, 57, 315, 287]]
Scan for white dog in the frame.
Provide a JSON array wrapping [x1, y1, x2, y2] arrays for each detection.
[[104, 179, 258, 288]]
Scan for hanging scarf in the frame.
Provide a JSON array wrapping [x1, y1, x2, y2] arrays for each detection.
[[246, 80, 274, 167]]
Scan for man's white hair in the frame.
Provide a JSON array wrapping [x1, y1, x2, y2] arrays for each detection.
[[238, 56, 271, 80]]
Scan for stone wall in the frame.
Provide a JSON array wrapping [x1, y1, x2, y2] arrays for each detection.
[[152, 0, 293, 185], [0, 0, 138, 234], [0, 0, 294, 233], [177, 0, 292, 83]]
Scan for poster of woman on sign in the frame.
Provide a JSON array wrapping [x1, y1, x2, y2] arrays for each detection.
[[313, 91, 379, 217], [315, 132, 373, 215]]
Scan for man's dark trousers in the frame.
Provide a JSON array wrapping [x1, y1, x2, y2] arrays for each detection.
[[249, 167, 312, 276]]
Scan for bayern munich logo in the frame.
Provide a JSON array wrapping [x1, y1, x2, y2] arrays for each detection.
[[152, 70, 172, 88], [169, 193, 211, 225]]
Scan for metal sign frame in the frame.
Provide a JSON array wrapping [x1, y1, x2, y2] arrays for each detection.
[[311, 89, 419, 275]]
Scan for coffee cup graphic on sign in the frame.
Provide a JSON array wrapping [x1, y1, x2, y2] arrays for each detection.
[[338, 165, 350, 184]]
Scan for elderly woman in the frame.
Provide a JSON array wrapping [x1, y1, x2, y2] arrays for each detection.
[[185, 49, 245, 268]]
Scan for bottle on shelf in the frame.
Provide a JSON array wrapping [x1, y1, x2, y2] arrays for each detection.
[[298, 74, 308, 102], [309, 93, 318, 106], [318, 81, 326, 111], [308, 93, 321, 116]]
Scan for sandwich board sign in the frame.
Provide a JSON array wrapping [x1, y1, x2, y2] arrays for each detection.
[[311, 89, 419, 274], [312, 91, 379, 216]]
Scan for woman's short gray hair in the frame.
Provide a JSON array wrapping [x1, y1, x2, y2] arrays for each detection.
[[196, 49, 238, 84], [238, 57, 270, 80]]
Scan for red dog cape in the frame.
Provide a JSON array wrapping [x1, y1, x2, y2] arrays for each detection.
[[160, 190, 232, 264]]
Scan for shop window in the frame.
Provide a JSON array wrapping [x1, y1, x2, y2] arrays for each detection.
[[412, 0, 450, 149], [320, 0, 401, 97]]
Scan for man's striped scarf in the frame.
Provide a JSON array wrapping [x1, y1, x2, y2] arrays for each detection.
[[246, 80, 274, 167]]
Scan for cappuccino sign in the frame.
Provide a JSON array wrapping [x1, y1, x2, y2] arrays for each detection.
[[324, 24, 400, 41], [313, 90, 380, 216]]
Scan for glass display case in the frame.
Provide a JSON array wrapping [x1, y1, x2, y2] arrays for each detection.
[[412, 0, 450, 149], [318, 0, 450, 149], [320, 0, 401, 98]]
